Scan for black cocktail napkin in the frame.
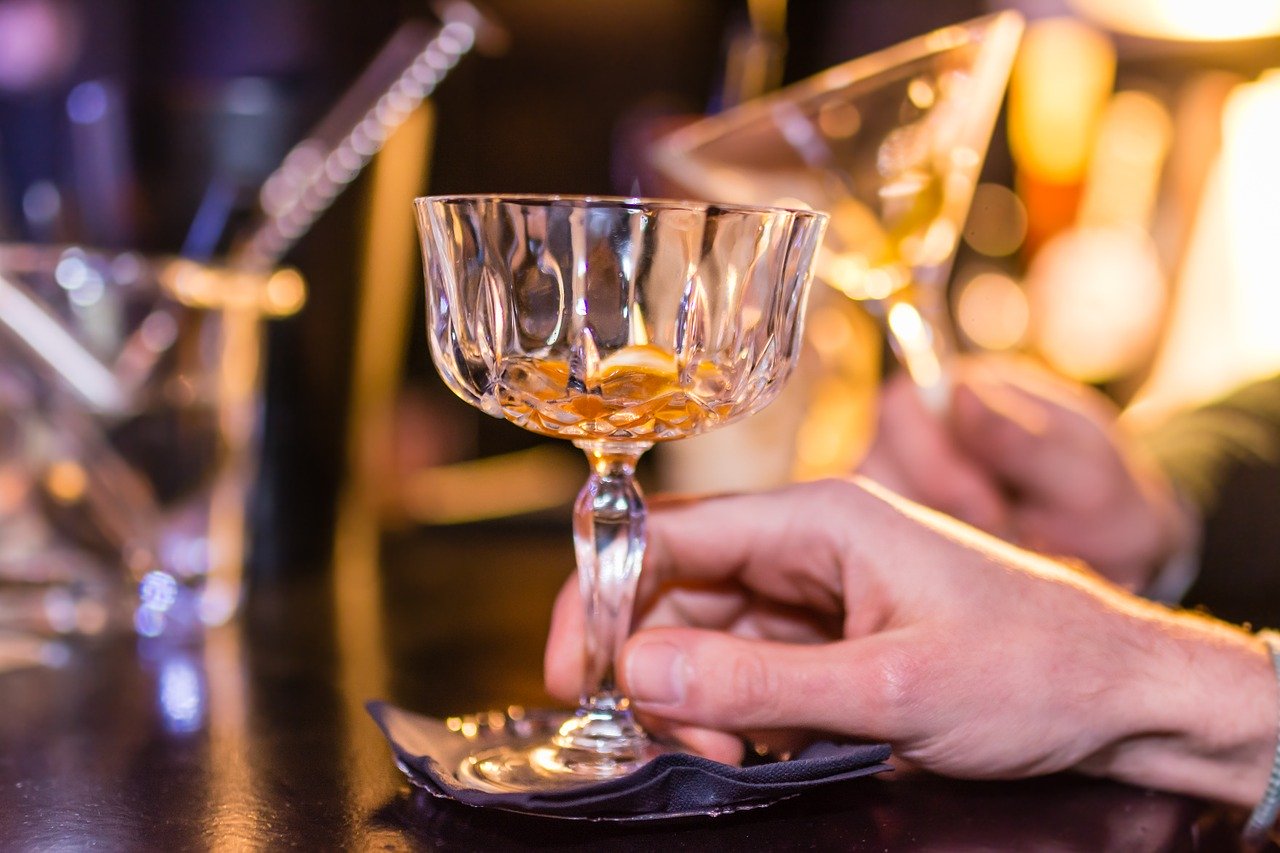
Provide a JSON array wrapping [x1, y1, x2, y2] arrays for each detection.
[[367, 701, 892, 821]]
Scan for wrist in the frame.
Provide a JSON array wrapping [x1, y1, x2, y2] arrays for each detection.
[[1087, 604, 1275, 805]]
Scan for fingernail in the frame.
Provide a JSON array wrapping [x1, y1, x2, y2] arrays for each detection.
[[625, 642, 687, 707]]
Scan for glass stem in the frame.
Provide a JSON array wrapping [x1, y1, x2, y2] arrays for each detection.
[[555, 439, 651, 763], [885, 284, 953, 415]]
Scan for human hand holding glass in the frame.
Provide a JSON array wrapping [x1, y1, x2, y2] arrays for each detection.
[[858, 355, 1197, 592], [414, 194, 827, 791], [543, 477, 1271, 808]]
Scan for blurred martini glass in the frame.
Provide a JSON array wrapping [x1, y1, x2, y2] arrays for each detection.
[[651, 12, 1023, 411]]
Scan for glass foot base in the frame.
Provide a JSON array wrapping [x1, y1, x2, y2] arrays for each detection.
[[455, 709, 670, 793]]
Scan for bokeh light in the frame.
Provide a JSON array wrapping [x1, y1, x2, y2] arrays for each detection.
[[1070, 0, 1280, 41], [43, 459, 86, 504], [962, 183, 1028, 257], [954, 270, 1029, 351], [1008, 18, 1115, 185], [1026, 227, 1166, 382], [1139, 69, 1280, 415]]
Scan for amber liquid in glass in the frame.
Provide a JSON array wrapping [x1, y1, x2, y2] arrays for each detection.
[[494, 344, 736, 442]]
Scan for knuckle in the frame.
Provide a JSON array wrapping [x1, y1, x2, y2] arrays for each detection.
[[860, 645, 926, 721], [805, 477, 859, 511]]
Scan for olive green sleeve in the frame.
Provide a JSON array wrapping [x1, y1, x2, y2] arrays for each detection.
[[1143, 376, 1280, 628]]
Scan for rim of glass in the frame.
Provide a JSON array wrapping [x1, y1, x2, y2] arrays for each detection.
[[652, 10, 1024, 159], [413, 193, 827, 220]]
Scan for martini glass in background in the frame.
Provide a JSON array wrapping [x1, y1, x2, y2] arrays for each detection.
[[415, 194, 827, 791], [650, 12, 1023, 412]]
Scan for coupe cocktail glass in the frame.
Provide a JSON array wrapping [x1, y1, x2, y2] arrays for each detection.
[[415, 194, 827, 791], [650, 13, 1023, 410]]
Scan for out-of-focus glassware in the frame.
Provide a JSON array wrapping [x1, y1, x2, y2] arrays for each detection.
[[415, 194, 826, 792], [650, 12, 1023, 411], [0, 244, 304, 652]]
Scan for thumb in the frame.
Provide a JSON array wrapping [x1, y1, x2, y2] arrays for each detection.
[[620, 627, 896, 737]]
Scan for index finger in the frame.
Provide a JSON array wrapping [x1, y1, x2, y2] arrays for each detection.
[[546, 482, 857, 704], [642, 482, 850, 614]]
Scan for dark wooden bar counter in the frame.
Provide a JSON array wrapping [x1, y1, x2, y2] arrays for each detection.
[[0, 525, 1258, 850]]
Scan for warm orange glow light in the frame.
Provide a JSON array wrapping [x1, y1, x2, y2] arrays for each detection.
[[963, 183, 1028, 257], [1079, 91, 1173, 230], [1136, 70, 1280, 419], [44, 460, 87, 504], [887, 301, 944, 396], [1223, 71, 1280, 358], [1070, 0, 1280, 42], [1027, 228, 1165, 382], [955, 271, 1029, 351], [1008, 18, 1115, 185]]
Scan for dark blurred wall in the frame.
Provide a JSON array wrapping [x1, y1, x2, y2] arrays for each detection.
[[428, 0, 734, 195], [787, 0, 989, 78]]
